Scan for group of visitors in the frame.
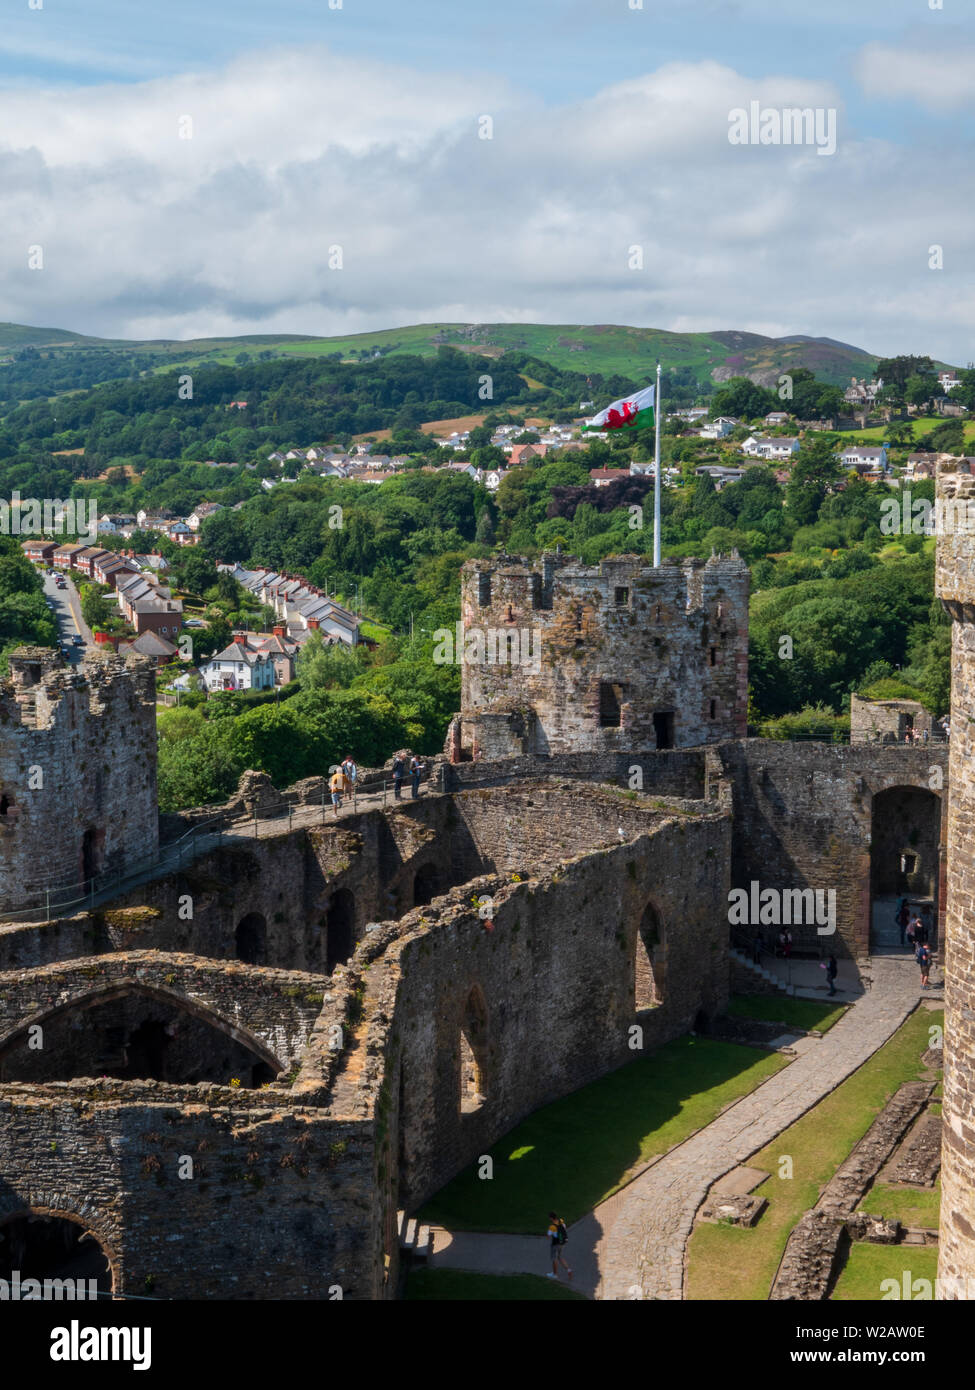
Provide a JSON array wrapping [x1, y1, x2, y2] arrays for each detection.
[[391, 752, 425, 801], [896, 899, 935, 987], [327, 751, 427, 815]]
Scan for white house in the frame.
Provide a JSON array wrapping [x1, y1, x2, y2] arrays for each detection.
[[699, 417, 738, 440], [187, 502, 223, 532], [742, 436, 800, 460], [477, 467, 507, 491], [939, 372, 961, 393], [839, 446, 888, 472], [200, 640, 276, 692]]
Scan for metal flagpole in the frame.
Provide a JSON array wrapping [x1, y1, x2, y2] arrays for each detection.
[[653, 362, 662, 567]]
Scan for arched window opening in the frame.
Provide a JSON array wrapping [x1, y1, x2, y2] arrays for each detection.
[[460, 987, 489, 1115], [634, 901, 665, 1010]]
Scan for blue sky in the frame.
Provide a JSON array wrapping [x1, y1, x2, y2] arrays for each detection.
[[0, 0, 973, 357]]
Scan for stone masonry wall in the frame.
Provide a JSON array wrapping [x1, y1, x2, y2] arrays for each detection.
[[716, 741, 948, 958], [350, 811, 731, 1211], [457, 551, 749, 755], [935, 468, 975, 1296], [0, 650, 158, 912], [0, 1091, 380, 1299]]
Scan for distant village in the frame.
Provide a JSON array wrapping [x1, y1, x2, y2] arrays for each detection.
[[17, 372, 969, 698]]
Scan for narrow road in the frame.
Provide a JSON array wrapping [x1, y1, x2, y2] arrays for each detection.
[[43, 570, 93, 660]]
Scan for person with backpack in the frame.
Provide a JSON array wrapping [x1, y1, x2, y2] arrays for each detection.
[[547, 1212, 572, 1281], [916, 941, 931, 989], [409, 755, 423, 800], [329, 767, 346, 818], [391, 753, 405, 801]]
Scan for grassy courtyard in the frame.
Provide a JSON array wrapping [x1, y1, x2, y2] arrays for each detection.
[[860, 1180, 940, 1231], [830, 1242, 939, 1301], [686, 1007, 942, 1300], [727, 994, 847, 1034], [418, 1035, 787, 1234]]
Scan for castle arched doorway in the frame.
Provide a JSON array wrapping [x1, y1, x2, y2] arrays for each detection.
[[235, 912, 267, 965], [869, 786, 941, 953], [413, 863, 440, 908], [0, 1211, 113, 1298], [325, 889, 356, 972]]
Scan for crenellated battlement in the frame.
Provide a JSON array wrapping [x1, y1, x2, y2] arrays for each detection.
[[456, 551, 749, 756]]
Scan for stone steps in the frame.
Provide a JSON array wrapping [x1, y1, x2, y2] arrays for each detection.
[[730, 947, 796, 995]]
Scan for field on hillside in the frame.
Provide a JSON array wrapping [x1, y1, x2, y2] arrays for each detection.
[[0, 319, 901, 392], [836, 416, 975, 444]]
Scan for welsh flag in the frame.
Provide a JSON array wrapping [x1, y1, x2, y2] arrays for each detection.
[[582, 384, 655, 433]]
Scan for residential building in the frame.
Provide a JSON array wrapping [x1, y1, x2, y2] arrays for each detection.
[[839, 446, 889, 473], [200, 640, 275, 692]]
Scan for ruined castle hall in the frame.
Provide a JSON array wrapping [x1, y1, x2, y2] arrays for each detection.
[[0, 537, 967, 1299]]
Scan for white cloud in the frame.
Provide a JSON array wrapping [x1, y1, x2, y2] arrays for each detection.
[[856, 42, 975, 112], [0, 45, 970, 363]]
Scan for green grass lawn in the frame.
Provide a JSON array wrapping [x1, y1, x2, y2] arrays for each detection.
[[686, 1008, 943, 1300], [834, 416, 975, 444], [405, 1269, 586, 1300], [417, 1036, 787, 1234], [728, 994, 847, 1034], [860, 1181, 940, 1230], [830, 1242, 938, 1301]]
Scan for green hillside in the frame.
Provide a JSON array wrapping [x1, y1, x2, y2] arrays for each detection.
[[0, 318, 940, 392]]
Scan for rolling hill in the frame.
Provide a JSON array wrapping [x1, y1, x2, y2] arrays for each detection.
[[0, 319, 940, 393]]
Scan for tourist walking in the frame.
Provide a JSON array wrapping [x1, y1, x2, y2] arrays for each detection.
[[778, 928, 792, 960], [895, 898, 909, 947], [547, 1212, 572, 1281], [913, 914, 929, 947], [752, 931, 763, 965], [391, 753, 405, 801], [341, 754, 358, 789], [825, 954, 838, 996], [409, 755, 423, 799], [329, 767, 346, 817], [916, 941, 931, 989]]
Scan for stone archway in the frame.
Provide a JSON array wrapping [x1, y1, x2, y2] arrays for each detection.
[[0, 1209, 115, 1297], [413, 863, 440, 908], [0, 982, 283, 1086], [235, 912, 267, 965], [325, 889, 356, 972], [869, 786, 942, 953], [633, 899, 665, 1010]]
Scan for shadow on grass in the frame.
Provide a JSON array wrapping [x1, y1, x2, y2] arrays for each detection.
[[418, 1034, 786, 1234]]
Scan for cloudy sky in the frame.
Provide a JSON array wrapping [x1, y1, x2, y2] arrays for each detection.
[[1, 0, 973, 361]]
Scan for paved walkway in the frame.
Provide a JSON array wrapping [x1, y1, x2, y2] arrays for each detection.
[[431, 955, 931, 1299]]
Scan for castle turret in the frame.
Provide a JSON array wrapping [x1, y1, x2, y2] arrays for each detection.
[[453, 552, 749, 758]]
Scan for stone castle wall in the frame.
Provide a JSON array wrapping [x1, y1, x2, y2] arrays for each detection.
[[0, 649, 158, 912], [456, 552, 749, 756], [342, 807, 731, 1213], [717, 741, 948, 958], [935, 468, 975, 1296]]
